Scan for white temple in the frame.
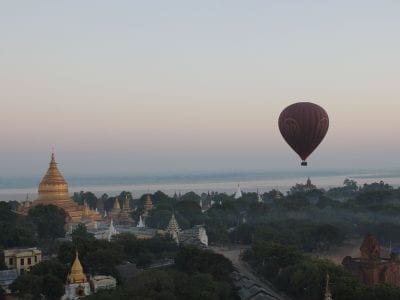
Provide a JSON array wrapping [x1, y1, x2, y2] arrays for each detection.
[[234, 184, 243, 199], [137, 215, 145, 228], [166, 213, 181, 244], [107, 218, 118, 241]]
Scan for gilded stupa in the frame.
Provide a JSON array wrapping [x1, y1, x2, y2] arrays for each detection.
[[67, 251, 87, 284], [64, 250, 91, 299], [32, 153, 83, 223]]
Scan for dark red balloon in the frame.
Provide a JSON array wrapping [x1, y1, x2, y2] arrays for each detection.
[[278, 102, 329, 165]]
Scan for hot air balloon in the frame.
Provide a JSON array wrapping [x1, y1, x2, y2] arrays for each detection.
[[278, 102, 329, 166]]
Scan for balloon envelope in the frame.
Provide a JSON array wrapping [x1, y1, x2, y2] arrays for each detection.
[[278, 102, 329, 165]]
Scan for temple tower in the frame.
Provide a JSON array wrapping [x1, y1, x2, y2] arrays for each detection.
[[166, 213, 181, 244], [33, 153, 83, 223], [143, 194, 154, 216], [64, 251, 91, 299]]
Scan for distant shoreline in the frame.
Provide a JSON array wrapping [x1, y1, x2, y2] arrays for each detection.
[[1, 170, 400, 201]]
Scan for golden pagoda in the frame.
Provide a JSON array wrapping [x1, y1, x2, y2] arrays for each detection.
[[67, 251, 87, 284], [32, 153, 83, 223], [65, 250, 91, 299], [118, 196, 134, 225]]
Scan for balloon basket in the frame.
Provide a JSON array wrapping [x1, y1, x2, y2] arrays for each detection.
[[301, 161, 307, 166]]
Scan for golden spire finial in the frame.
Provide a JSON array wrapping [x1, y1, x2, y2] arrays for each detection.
[[51, 150, 56, 164]]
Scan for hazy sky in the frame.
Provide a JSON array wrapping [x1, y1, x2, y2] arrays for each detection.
[[1, 1, 400, 176]]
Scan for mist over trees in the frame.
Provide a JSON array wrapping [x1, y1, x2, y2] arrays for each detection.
[[3, 179, 400, 299]]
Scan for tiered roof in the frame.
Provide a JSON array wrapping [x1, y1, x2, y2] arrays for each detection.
[[166, 213, 181, 233]]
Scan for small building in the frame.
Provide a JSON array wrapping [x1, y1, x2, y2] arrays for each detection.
[[90, 275, 116, 293], [4, 247, 42, 275]]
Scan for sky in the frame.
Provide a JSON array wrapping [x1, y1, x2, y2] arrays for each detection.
[[1, 1, 400, 176]]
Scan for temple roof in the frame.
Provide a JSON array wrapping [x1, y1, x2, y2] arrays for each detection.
[[166, 213, 181, 233], [68, 251, 87, 283], [39, 153, 67, 186]]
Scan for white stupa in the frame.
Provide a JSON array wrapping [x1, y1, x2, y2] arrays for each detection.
[[257, 189, 263, 203], [107, 218, 118, 241], [234, 184, 243, 199], [137, 215, 145, 228], [324, 274, 333, 300]]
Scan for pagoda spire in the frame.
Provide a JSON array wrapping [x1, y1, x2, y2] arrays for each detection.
[[324, 273, 333, 300], [234, 184, 242, 199], [137, 215, 145, 228], [67, 250, 87, 284], [113, 198, 120, 210], [257, 189, 263, 203], [39, 152, 67, 186]]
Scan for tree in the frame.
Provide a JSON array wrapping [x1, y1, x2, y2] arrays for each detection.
[[71, 223, 94, 241], [174, 200, 203, 227], [10, 274, 42, 300], [180, 192, 200, 203], [175, 246, 233, 281], [29, 259, 68, 282], [146, 209, 172, 229], [124, 269, 177, 299], [344, 178, 358, 191], [0, 286, 5, 300], [28, 204, 66, 239], [41, 274, 64, 300], [0, 202, 36, 248]]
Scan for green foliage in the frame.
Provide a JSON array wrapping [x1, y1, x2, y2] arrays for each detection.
[[10, 272, 64, 300], [243, 241, 303, 280], [0, 252, 6, 270], [29, 258, 68, 282], [28, 204, 66, 239], [41, 274, 64, 300], [146, 209, 172, 229], [58, 236, 124, 280], [0, 286, 5, 300], [10, 274, 42, 300], [71, 223, 95, 241], [0, 202, 36, 248], [175, 246, 233, 281], [180, 191, 200, 203], [113, 233, 178, 267], [80, 244, 238, 299], [72, 191, 98, 208], [84, 288, 130, 300], [125, 269, 177, 299], [229, 223, 254, 244], [174, 200, 204, 227]]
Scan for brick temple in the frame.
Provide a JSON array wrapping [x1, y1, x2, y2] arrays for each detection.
[[342, 234, 400, 286]]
